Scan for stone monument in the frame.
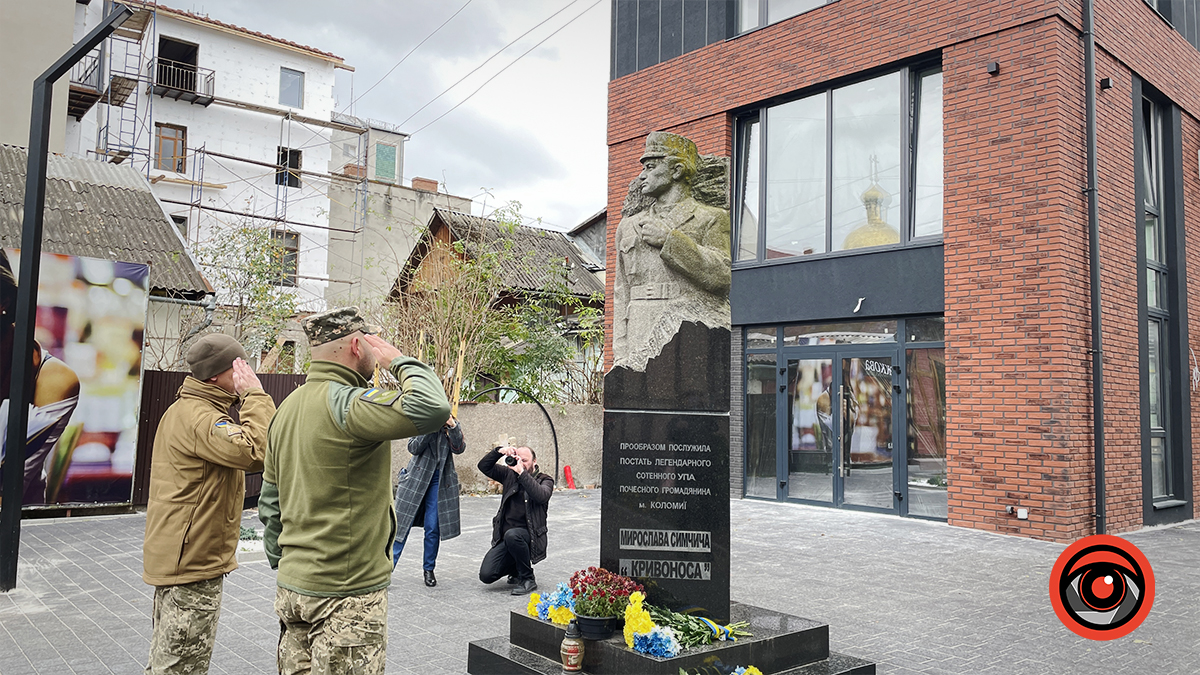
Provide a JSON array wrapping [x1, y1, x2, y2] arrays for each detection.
[[601, 131, 733, 623], [466, 131, 875, 674]]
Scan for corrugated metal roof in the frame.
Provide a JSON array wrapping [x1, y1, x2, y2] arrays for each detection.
[[422, 209, 605, 299], [0, 145, 208, 297]]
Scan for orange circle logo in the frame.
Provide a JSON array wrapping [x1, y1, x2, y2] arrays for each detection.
[[1049, 535, 1154, 640]]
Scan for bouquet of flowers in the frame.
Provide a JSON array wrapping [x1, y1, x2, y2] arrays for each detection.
[[527, 582, 576, 625], [625, 591, 682, 657], [647, 603, 752, 649], [568, 566, 645, 618]]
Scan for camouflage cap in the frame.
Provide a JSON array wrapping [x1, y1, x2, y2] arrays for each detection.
[[303, 306, 380, 346], [639, 131, 700, 174]]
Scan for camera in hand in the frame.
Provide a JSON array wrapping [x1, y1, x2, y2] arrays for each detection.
[[504, 455, 518, 466]]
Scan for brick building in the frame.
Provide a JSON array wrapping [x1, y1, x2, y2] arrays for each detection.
[[605, 0, 1200, 541]]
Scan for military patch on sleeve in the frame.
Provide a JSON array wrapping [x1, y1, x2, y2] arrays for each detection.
[[360, 388, 400, 406], [214, 420, 242, 437]]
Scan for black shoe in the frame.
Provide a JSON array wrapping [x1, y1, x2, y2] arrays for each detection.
[[424, 570, 437, 587], [506, 575, 518, 585], [511, 578, 537, 595]]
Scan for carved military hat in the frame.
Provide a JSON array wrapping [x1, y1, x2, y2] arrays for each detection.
[[639, 131, 700, 173], [303, 306, 380, 346]]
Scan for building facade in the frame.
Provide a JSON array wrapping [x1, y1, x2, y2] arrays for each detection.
[[326, 118, 473, 307], [65, 0, 351, 313], [607, 0, 1200, 541]]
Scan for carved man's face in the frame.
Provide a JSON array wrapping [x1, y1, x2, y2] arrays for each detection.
[[638, 157, 677, 198]]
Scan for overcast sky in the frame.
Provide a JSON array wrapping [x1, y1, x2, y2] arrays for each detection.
[[177, 0, 610, 231]]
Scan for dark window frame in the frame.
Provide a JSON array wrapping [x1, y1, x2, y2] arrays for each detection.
[[153, 123, 186, 173], [271, 229, 299, 288], [736, 0, 840, 34], [733, 59, 943, 267], [276, 147, 302, 188], [1133, 78, 1192, 524]]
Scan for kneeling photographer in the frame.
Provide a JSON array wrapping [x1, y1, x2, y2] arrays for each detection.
[[477, 439, 554, 595]]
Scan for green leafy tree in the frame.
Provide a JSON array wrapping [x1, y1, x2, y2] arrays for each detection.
[[193, 220, 299, 357]]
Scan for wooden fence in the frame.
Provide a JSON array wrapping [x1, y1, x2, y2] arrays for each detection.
[[132, 370, 305, 506]]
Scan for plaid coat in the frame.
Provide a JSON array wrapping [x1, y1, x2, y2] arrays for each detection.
[[393, 422, 464, 542]]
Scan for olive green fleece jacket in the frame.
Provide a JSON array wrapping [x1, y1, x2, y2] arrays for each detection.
[[259, 357, 450, 597]]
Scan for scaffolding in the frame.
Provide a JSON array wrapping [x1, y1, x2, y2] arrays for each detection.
[[80, 0, 377, 312], [96, 1, 154, 167]]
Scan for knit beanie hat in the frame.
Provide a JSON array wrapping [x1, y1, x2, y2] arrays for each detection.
[[186, 334, 248, 381]]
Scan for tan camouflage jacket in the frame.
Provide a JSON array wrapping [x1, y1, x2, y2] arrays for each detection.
[[143, 377, 275, 586]]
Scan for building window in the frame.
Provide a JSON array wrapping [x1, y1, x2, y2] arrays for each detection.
[[170, 215, 187, 237], [271, 230, 299, 287], [157, 37, 198, 92], [279, 67, 304, 108], [1139, 94, 1179, 504], [154, 123, 186, 173], [375, 142, 397, 182], [738, 0, 833, 33], [277, 147, 301, 188], [734, 65, 942, 263]]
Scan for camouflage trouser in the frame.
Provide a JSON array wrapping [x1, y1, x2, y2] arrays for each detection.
[[146, 576, 224, 675], [274, 586, 388, 675]]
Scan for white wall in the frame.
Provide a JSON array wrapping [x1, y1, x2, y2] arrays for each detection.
[[0, 0, 72, 152], [65, 8, 343, 313]]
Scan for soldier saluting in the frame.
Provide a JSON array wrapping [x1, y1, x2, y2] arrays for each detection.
[[260, 307, 449, 675]]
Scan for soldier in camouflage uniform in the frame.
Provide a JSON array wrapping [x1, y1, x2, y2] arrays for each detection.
[[260, 307, 450, 675], [143, 334, 276, 674]]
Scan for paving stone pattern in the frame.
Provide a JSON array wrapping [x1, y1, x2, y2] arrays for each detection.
[[0, 491, 1195, 674]]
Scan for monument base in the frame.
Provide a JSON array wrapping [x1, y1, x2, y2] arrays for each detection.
[[466, 602, 875, 675]]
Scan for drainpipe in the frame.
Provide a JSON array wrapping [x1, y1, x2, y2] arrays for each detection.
[[149, 293, 217, 342], [1083, 0, 1106, 535]]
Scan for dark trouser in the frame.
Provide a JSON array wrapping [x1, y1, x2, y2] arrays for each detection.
[[392, 468, 440, 571], [478, 527, 533, 584]]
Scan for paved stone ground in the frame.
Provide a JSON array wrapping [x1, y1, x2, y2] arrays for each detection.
[[0, 490, 1195, 674]]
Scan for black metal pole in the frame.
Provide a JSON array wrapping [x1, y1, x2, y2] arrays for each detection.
[[0, 4, 133, 593], [1083, 0, 1106, 535]]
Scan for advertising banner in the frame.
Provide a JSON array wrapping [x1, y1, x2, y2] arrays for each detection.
[[0, 250, 149, 507]]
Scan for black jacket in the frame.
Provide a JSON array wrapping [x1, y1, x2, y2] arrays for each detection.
[[478, 447, 555, 564]]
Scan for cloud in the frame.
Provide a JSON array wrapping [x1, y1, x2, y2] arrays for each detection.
[[166, 0, 611, 228]]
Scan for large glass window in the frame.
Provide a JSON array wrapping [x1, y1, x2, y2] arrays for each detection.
[[739, 0, 831, 32], [735, 66, 942, 263], [1141, 96, 1173, 501], [765, 93, 825, 257], [912, 69, 944, 238], [832, 73, 901, 251], [907, 348, 946, 519], [736, 120, 761, 261], [745, 354, 778, 498]]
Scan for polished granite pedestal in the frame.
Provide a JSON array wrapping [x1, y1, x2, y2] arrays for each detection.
[[466, 601, 875, 675]]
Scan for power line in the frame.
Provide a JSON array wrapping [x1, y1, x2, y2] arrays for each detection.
[[342, 0, 475, 114], [409, 0, 603, 138], [399, 0, 584, 129]]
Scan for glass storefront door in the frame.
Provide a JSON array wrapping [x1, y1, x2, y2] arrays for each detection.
[[839, 355, 896, 509], [743, 318, 946, 519], [787, 358, 834, 502]]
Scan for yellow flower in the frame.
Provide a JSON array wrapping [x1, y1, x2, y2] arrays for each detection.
[[629, 591, 645, 605], [623, 600, 656, 648], [527, 593, 541, 618], [744, 668, 763, 675], [548, 606, 576, 625]]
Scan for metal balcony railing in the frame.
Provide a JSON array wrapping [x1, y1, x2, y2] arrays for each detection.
[[151, 57, 215, 104], [70, 50, 102, 91]]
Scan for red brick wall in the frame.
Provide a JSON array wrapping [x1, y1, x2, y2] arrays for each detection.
[[605, 0, 1200, 540]]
